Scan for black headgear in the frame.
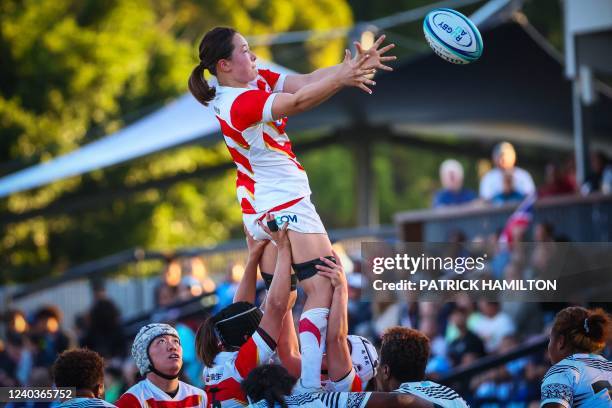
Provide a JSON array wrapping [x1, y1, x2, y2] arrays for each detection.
[[213, 302, 262, 350]]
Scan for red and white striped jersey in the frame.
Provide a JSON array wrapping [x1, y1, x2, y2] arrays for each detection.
[[115, 379, 206, 408], [212, 69, 311, 215], [202, 329, 276, 408]]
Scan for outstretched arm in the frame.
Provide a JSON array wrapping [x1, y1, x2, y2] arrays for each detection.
[[271, 50, 374, 120], [275, 297, 302, 379], [233, 226, 269, 304], [258, 214, 293, 343], [283, 35, 396, 94], [317, 251, 351, 381]]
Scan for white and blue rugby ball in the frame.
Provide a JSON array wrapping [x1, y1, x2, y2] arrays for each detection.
[[423, 8, 483, 64]]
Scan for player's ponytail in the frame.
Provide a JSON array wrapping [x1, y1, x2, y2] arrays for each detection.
[[552, 306, 611, 353], [188, 27, 237, 107], [196, 316, 221, 368]]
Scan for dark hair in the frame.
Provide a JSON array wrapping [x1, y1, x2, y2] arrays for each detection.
[[53, 348, 105, 391], [241, 364, 296, 408], [380, 327, 430, 383], [552, 306, 611, 353], [188, 27, 237, 106], [195, 315, 221, 368], [34, 305, 62, 323]]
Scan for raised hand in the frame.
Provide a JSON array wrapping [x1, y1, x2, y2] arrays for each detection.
[[257, 213, 290, 249], [244, 224, 269, 261], [315, 249, 347, 289], [354, 34, 397, 72], [336, 49, 377, 94]]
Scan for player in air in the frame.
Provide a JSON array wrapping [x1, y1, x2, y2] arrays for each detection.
[[375, 327, 469, 408], [188, 26, 395, 393], [541, 306, 611, 408]]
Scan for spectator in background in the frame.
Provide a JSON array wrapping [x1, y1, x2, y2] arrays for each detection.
[[154, 257, 182, 307], [447, 306, 485, 368], [432, 159, 476, 208], [82, 298, 127, 361], [491, 172, 525, 205], [419, 316, 451, 378], [0, 332, 32, 387], [178, 257, 216, 301], [53, 348, 116, 407], [469, 301, 515, 353], [581, 150, 610, 194], [29, 305, 70, 368], [213, 262, 244, 312], [538, 162, 576, 197], [479, 142, 535, 201]]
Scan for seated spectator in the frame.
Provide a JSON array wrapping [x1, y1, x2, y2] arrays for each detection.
[[469, 301, 515, 353], [538, 162, 576, 197], [581, 150, 610, 194], [432, 159, 476, 208], [81, 298, 126, 360], [154, 257, 182, 307], [447, 307, 485, 368], [178, 256, 216, 300], [491, 172, 525, 205], [53, 348, 117, 407], [29, 305, 70, 368], [479, 142, 535, 201], [0, 332, 32, 387]]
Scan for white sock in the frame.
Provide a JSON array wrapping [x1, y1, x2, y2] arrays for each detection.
[[298, 307, 329, 389]]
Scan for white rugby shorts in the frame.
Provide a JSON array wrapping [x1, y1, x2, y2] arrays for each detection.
[[243, 196, 327, 241]]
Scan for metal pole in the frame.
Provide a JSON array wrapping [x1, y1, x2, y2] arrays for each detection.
[[572, 77, 590, 187]]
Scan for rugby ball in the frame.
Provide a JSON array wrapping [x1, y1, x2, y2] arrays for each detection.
[[423, 8, 483, 64]]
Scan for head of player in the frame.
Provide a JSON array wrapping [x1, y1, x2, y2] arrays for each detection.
[[53, 348, 107, 401], [548, 306, 611, 364], [132, 323, 182, 386], [241, 364, 296, 407], [375, 327, 429, 392], [196, 301, 263, 367], [188, 27, 258, 107]]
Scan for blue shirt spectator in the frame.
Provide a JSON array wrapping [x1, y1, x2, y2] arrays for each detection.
[[432, 159, 477, 208]]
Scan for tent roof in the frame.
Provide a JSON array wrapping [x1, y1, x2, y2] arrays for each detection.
[[2, 17, 611, 198]]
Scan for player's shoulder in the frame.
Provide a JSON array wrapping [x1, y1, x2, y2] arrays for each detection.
[[396, 381, 468, 407]]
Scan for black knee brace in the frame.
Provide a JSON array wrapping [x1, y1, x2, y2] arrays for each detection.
[[260, 271, 297, 291], [292, 256, 336, 281]]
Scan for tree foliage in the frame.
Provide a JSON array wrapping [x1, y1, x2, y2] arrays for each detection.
[[0, 0, 353, 283]]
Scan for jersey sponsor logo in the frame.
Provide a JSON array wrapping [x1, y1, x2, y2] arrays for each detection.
[[276, 214, 298, 225]]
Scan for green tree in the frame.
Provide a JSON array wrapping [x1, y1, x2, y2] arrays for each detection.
[[0, 0, 354, 283]]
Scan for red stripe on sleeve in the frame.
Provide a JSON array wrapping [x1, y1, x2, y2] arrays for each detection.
[[258, 69, 280, 90], [230, 90, 271, 131], [235, 337, 259, 379], [115, 392, 141, 408]]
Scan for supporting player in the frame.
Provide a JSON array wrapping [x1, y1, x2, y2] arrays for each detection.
[[116, 323, 207, 408], [53, 348, 116, 408], [188, 26, 395, 391], [376, 327, 469, 408], [541, 306, 611, 408], [195, 215, 293, 407], [240, 363, 437, 408]]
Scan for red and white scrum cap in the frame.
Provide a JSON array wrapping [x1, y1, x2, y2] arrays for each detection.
[[347, 335, 379, 384]]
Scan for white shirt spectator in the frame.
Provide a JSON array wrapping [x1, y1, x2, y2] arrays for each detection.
[[469, 311, 516, 353], [479, 167, 535, 200]]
